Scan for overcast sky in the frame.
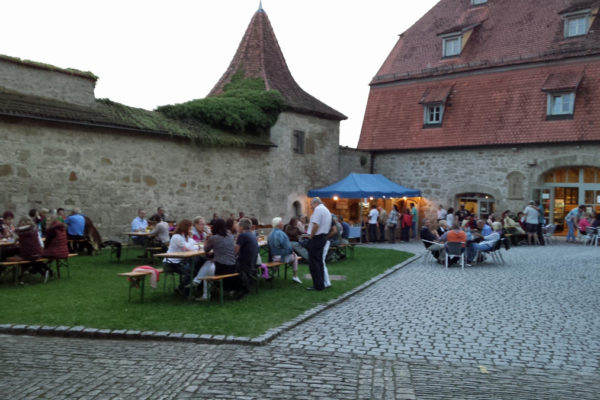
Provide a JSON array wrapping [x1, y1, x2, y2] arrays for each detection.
[[1, 0, 438, 147]]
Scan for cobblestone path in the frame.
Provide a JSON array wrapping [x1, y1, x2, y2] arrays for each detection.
[[1, 242, 599, 399]]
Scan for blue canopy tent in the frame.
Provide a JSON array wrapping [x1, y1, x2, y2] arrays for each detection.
[[308, 173, 421, 199]]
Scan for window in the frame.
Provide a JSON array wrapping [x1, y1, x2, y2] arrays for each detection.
[[547, 92, 575, 117], [292, 130, 305, 154], [443, 35, 462, 57], [564, 13, 589, 37], [424, 103, 444, 126], [471, 0, 487, 5]]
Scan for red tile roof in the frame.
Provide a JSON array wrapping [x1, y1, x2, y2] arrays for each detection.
[[371, 0, 600, 84], [209, 9, 346, 121], [359, 0, 600, 151], [358, 61, 600, 151]]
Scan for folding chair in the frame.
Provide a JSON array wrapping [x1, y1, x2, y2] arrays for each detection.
[[421, 239, 439, 265], [445, 242, 465, 270], [584, 227, 598, 246]]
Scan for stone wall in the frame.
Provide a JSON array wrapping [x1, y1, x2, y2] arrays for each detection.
[[370, 144, 600, 220], [339, 146, 371, 177], [0, 58, 96, 106], [0, 111, 340, 240]]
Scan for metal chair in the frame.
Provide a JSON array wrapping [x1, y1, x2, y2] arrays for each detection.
[[445, 242, 465, 270], [542, 224, 556, 245], [584, 227, 598, 246], [421, 239, 439, 265]]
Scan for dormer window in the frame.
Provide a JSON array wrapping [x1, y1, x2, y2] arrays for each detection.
[[565, 13, 590, 37], [542, 70, 583, 120], [442, 34, 462, 57], [547, 93, 575, 116], [424, 103, 444, 125], [420, 83, 454, 128], [471, 0, 487, 5]]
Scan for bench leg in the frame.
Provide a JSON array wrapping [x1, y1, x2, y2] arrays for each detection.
[[219, 279, 224, 305]]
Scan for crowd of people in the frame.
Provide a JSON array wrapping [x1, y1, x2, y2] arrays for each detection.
[[127, 199, 349, 300], [363, 203, 418, 243]]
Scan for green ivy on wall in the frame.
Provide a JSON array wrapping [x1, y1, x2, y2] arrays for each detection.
[[156, 70, 284, 135]]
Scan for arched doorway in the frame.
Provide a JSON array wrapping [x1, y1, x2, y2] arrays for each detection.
[[455, 193, 496, 219], [292, 201, 302, 217], [533, 166, 600, 233]]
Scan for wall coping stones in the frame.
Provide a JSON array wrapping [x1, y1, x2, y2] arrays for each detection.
[[0, 251, 419, 345]]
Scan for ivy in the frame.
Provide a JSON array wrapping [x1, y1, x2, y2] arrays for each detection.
[[156, 70, 284, 135]]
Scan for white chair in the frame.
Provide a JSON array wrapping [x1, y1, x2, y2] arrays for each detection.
[[445, 242, 465, 270], [421, 239, 439, 265], [542, 224, 556, 244], [584, 227, 598, 246]]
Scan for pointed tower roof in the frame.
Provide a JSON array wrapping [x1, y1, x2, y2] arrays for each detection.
[[209, 8, 346, 121]]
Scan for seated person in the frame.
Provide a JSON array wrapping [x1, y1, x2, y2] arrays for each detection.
[[339, 216, 350, 240], [285, 217, 308, 260], [467, 222, 502, 264], [420, 219, 444, 262], [202, 218, 239, 292], [476, 219, 492, 237], [148, 216, 170, 251], [65, 208, 86, 253], [235, 218, 259, 298], [439, 222, 467, 265], [0, 210, 16, 240], [436, 219, 448, 237], [130, 209, 148, 245], [150, 206, 166, 223], [43, 215, 69, 260], [269, 217, 301, 284], [192, 216, 210, 242], [9, 217, 51, 281], [592, 213, 600, 228], [165, 219, 198, 296], [502, 210, 526, 235], [578, 213, 592, 235]]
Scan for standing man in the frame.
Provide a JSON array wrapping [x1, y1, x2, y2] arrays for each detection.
[[377, 206, 387, 242], [368, 204, 379, 243], [437, 204, 447, 222], [410, 203, 418, 239], [565, 205, 586, 243], [235, 218, 259, 299], [307, 198, 331, 291]]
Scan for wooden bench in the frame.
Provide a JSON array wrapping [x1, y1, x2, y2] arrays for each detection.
[[327, 243, 355, 262], [118, 268, 164, 303], [194, 273, 240, 304], [0, 256, 77, 284]]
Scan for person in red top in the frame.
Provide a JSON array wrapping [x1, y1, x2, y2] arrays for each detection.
[[43, 215, 69, 260], [401, 209, 412, 242], [439, 222, 467, 246]]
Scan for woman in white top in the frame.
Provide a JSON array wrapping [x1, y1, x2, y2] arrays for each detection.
[[446, 207, 455, 228], [165, 219, 198, 296]]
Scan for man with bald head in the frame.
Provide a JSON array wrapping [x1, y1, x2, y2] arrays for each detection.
[[307, 197, 331, 291]]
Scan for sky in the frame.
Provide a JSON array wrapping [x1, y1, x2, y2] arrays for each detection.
[[1, 0, 439, 147]]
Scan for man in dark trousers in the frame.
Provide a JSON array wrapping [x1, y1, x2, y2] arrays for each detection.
[[306, 198, 331, 291]]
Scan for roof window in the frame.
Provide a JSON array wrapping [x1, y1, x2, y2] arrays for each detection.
[[471, 0, 488, 5], [542, 71, 582, 119], [420, 84, 454, 128], [559, 6, 597, 38], [442, 35, 462, 57]]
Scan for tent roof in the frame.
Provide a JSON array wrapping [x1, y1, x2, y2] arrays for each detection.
[[308, 173, 421, 199]]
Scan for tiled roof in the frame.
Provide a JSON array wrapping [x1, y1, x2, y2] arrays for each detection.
[[359, 0, 600, 151], [358, 61, 600, 151], [208, 9, 346, 121], [372, 0, 600, 84], [0, 88, 274, 147]]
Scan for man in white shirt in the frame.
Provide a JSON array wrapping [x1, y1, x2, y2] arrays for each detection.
[[307, 197, 332, 291], [368, 204, 379, 243], [437, 205, 447, 221]]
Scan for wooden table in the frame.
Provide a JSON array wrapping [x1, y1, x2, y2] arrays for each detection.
[[154, 249, 206, 301], [122, 231, 156, 260]]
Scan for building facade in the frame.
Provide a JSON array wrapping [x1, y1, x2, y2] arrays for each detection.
[[358, 0, 600, 232]]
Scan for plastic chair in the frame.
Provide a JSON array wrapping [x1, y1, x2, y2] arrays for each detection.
[[542, 224, 556, 245], [584, 227, 598, 246], [445, 242, 465, 270], [421, 239, 439, 265]]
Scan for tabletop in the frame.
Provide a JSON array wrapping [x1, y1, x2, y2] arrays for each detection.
[[154, 249, 205, 258]]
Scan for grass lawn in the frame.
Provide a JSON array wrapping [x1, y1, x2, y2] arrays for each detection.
[[0, 246, 412, 337]]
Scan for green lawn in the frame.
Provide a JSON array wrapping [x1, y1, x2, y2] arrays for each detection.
[[0, 247, 411, 337]]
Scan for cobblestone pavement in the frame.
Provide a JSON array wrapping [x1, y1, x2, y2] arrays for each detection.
[[1, 241, 599, 399]]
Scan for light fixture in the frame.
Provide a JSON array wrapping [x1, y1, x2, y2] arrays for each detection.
[[333, 195, 339, 201], [369, 196, 374, 200], [403, 196, 407, 200]]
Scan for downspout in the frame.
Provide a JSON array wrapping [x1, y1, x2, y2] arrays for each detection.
[[369, 151, 375, 174]]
